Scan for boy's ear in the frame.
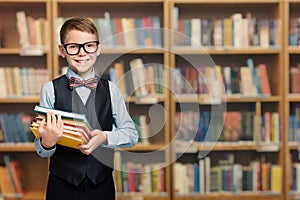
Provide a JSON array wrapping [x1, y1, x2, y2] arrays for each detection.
[[96, 43, 101, 56], [58, 44, 66, 58]]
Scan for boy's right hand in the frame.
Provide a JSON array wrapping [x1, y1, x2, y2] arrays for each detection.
[[38, 112, 64, 149]]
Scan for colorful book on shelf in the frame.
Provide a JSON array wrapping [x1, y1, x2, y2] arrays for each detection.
[[257, 63, 271, 96], [0, 166, 16, 195], [3, 155, 25, 195], [30, 105, 92, 149]]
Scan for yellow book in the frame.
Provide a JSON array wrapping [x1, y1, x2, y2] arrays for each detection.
[[114, 62, 127, 96], [223, 18, 232, 47], [114, 151, 123, 193], [30, 126, 84, 149], [271, 165, 282, 192]]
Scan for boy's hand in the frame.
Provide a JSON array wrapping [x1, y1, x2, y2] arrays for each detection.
[[79, 129, 107, 155], [38, 112, 64, 149]]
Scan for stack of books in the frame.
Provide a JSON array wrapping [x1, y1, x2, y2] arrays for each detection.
[[30, 105, 92, 149]]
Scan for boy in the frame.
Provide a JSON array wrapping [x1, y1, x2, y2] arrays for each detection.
[[34, 17, 138, 200]]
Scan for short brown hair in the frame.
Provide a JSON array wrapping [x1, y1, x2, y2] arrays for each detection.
[[60, 17, 99, 44]]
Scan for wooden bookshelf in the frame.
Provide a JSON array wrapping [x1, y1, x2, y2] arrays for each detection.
[[169, 0, 284, 199], [0, 0, 296, 200], [283, 1, 300, 200], [0, 0, 51, 199]]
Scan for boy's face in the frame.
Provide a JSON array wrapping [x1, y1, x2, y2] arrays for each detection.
[[59, 30, 100, 78]]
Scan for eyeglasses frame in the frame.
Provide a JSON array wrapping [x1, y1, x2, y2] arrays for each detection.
[[62, 41, 100, 55]]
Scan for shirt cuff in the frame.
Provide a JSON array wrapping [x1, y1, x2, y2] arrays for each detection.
[[34, 138, 56, 157]]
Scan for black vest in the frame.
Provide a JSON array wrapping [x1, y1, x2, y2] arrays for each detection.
[[50, 75, 114, 186]]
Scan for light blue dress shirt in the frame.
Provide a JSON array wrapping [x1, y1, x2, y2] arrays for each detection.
[[34, 68, 139, 157]]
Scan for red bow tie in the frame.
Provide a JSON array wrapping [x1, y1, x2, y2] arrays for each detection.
[[69, 77, 98, 90]]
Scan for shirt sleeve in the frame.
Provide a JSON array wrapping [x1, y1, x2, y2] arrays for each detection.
[[34, 138, 56, 157], [104, 81, 139, 148], [34, 81, 56, 157]]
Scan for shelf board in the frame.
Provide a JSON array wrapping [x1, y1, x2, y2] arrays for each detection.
[[122, 143, 167, 151], [125, 94, 166, 104], [172, 46, 280, 55], [0, 0, 48, 3], [173, 192, 282, 200], [173, 95, 280, 104], [225, 95, 281, 102], [0, 143, 167, 152], [290, 191, 300, 200], [23, 190, 45, 200], [57, 0, 164, 2], [0, 48, 48, 55], [0, 143, 36, 152], [0, 96, 39, 103], [289, 46, 300, 54], [288, 94, 300, 102], [0, 48, 19, 54], [174, 141, 281, 153], [117, 192, 168, 200], [289, 0, 300, 3], [102, 47, 166, 54], [171, 0, 280, 3], [288, 142, 300, 150]]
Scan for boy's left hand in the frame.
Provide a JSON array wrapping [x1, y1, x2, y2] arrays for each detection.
[[78, 129, 107, 155]]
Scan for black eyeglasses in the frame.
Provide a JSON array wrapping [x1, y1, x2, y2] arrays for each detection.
[[63, 41, 100, 55]]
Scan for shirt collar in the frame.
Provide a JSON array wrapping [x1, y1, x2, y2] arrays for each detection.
[[66, 68, 95, 80]]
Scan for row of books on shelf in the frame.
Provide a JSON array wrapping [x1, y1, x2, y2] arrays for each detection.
[[173, 9, 279, 48], [114, 152, 165, 194], [174, 155, 282, 195], [56, 13, 162, 49], [0, 67, 49, 98], [289, 17, 300, 46], [289, 105, 300, 142], [0, 113, 33, 144], [291, 162, 300, 192], [173, 58, 271, 97], [0, 155, 25, 197], [109, 58, 166, 97], [0, 106, 154, 147], [175, 111, 280, 144], [290, 63, 300, 94], [0, 105, 93, 147], [132, 115, 150, 145], [16, 11, 49, 54]]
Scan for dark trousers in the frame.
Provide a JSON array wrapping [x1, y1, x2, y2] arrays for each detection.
[[46, 173, 115, 200]]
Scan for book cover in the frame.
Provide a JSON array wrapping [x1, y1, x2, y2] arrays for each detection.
[[33, 105, 91, 128], [112, 18, 125, 46], [257, 64, 271, 96], [141, 164, 152, 194], [271, 165, 282, 192], [223, 18, 232, 47]]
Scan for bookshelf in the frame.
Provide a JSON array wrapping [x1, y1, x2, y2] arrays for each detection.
[[0, 0, 52, 199], [284, 1, 300, 200], [169, 1, 284, 200], [0, 0, 296, 200]]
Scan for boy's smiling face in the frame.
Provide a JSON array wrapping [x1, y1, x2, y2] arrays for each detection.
[[59, 29, 101, 78]]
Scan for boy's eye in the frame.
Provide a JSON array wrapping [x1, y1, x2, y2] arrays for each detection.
[[69, 44, 78, 49], [86, 43, 96, 48]]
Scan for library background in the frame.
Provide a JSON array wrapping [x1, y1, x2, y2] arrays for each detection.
[[1, 0, 300, 200]]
